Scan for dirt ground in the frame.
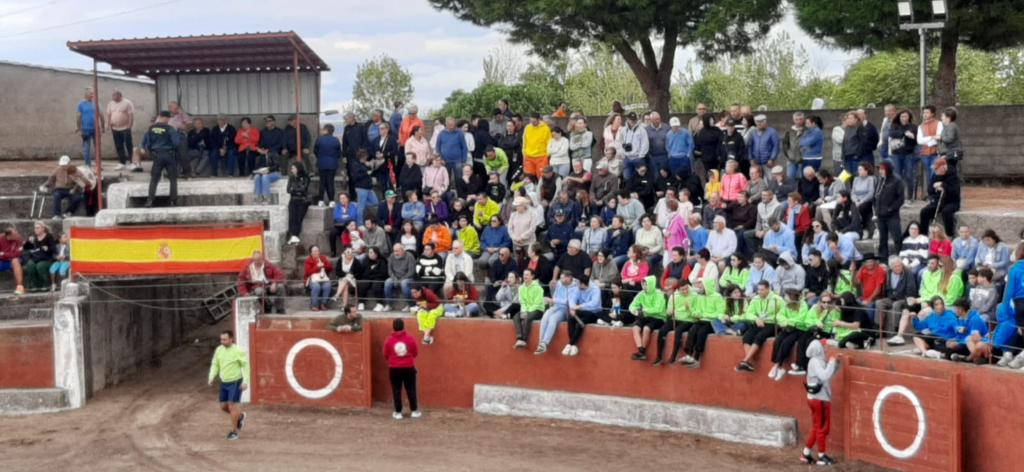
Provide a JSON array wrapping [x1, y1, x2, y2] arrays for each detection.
[[0, 340, 890, 472]]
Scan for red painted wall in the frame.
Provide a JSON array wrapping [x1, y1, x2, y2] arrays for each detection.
[[364, 317, 1024, 472], [0, 323, 54, 388]]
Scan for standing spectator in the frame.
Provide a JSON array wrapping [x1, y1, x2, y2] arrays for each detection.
[[841, 112, 869, 175], [851, 162, 876, 240], [522, 113, 552, 178], [0, 227, 25, 296], [622, 112, 651, 179], [48, 233, 70, 291], [313, 124, 342, 206], [693, 114, 723, 180], [350, 150, 379, 223], [304, 246, 333, 311], [105, 90, 134, 170], [780, 112, 806, 179], [507, 196, 540, 251], [939, 108, 963, 174], [385, 244, 417, 309], [22, 221, 56, 292], [646, 112, 670, 175], [143, 110, 181, 208], [237, 251, 285, 314], [328, 304, 363, 333], [167, 101, 190, 131], [209, 115, 238, 177], [76, 88, 102, 167], [568, 118, 593, 168], [284, 116, 312, 161], [405, 125, 431, 168], [748, 115, 779, 169], [389, 101, 404, 142], [888, 110, 918, 201], [917, 105, 944, 183], [547, 127, 571, 177], [235, 117, 260, 176], [384, 318, 421, 420], [878, 104, 897, 161], [799, 115, 825, 172], [399, 104, 424, 147], [666, 117, 694, 174], [830, 116, 846, 175], [919, 159, 960, 237], [498, 121, 523, 172], [874, 162, 904, 260], [802, 340, 839, 466], [857, 109, 879, 165], [285, 163, 310, 245]]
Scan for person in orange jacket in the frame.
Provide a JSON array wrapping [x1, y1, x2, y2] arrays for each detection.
[[422, 214, 453, 255], [234, 117, 261, 176]]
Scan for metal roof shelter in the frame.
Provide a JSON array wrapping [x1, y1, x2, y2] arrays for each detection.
[[67, 32, 329, 207]]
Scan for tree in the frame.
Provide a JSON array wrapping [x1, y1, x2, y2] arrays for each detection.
[[563, 47, 647, 115], [350, 55, 414, 118], [481, 45, 526, 86], [430, 0, 784, 117], [436, 82, 562, 119], [793, 0, 1024, 107]]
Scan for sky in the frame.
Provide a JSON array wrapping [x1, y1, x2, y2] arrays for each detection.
[[0, 0, 862, 114]]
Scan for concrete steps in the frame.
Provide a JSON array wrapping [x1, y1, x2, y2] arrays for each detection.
[[0, 292, 56, 321], [0, 388, 68, 414]]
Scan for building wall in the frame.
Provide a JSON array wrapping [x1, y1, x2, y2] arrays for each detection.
[[0, 61, 156, 161], [157, 72, 319, 116]]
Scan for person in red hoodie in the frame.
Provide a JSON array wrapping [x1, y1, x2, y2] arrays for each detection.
[[384, 318, 420, 420]]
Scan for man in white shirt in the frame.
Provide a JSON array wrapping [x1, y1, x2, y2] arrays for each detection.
[[106, 90, 134, 170], [706, 215, 737, 265], [443, 240, 475, 293]]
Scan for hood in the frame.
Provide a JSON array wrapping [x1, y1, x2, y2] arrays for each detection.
[[779, 251, 795, 267], [643, 275, 658, 294], [805, 339, 825, 361]]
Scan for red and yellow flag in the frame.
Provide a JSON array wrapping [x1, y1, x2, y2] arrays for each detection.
[[70, 224, 264, 275]]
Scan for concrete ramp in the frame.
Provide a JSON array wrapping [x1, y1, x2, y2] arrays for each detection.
[[474, 385, 798, 448]]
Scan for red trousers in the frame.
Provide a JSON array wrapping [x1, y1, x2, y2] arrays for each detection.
[[806, 399, 831, 453]]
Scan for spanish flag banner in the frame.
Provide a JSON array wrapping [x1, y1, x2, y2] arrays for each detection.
[[70, 224, 264, 275]]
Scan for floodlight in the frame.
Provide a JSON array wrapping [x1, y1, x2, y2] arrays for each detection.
[[931, 0, 947, 20], [897, 1, 913, 22]]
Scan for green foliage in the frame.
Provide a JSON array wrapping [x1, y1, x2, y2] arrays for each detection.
[[435, 82, 562, 119], [563, 48, 647, 115], [350, 55, 414, 119]]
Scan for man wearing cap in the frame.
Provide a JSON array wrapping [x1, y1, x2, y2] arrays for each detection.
[[622, 112, 651, 180], [546, 209, 576, 259], [748, 115, 779, 168], [42, 156, 90, 219], [767, 165, 796, 198], [209, 114, 238, 177], [143, 110, 182, 207], [590, 161, 620, 208], [377, 189, 403, 240], [645, 112, 670, 176], [521, 113, 552, 178], [547, 190, 581, 228], [666, 116, 694, 174]]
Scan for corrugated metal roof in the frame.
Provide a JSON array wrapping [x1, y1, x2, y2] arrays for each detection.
[[66, 31, 329, 77]]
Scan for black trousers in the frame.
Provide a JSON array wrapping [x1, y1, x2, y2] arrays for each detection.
[[112, 129, 132, 164], [513, 310, 543, 341], [357, 279, 385, 303], [841, 330, 873, 348], [567, 310, 608, 345], [795, 329, 826, 370], [656, 321, 693, 361], [319, 169, 337, 204], [742, 323, 776, 347], [771, 328, 805, 364], [288, 197, 309, 238], [920, 203, 959, 238], [389, 367, 418, 413], [876, 213, 901, 260], [148, 152, 178, 203], [684, 321, 715, 360], [329, 225, 344, 257]]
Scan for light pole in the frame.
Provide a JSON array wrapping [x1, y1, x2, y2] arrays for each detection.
[[897, 0, 948, 107]]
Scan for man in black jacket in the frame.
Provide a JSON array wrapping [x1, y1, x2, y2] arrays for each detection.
[[342, 112, 367, 196], [208, 115, 237, 176], [284, 116, 312, 160], [874, 256, 918, 338], [919, 158, 960, 237], [841, 112, 870, 175], [625, 164, 657, 208], [257, 115, 286, 171], [874, 162, 905, 260]]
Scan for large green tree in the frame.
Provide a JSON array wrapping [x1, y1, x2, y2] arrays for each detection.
[[429, 0, 784, 116], [793, 0, 1024, 107], [350, 55, 414, 118]]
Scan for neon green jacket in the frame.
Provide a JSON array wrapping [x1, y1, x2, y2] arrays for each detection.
[[835, 269, 854, 296], [519, 281, 546, 313], [719, 267, 750, 291], [630, 275, 667, 320], [667, 290, 697, 322], [777, 301, 808, 328], [695, 291, 726, 321], [741, 292, 784, 322], [484, 147, 509, 174], [920, 269, 964, 305], [458, 225, 480, 256], [796, 304, 837, 332], [208, 345, 250, 384], [473, 199, 501, 228]]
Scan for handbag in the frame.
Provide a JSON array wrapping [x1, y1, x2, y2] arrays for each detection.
[[804, 382, 823, 394]]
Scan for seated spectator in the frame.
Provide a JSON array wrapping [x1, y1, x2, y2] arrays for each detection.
[[831, 190, 861, 241], [425, 191, 450, 223], [768, 289, 809, 381], [662, 247, 689, 289], [825, 232, 862, 268], [761, 218, 796, 266], [634, 215, 665, 269], [834, 292, 873, 349], [422, 215, 453, 256], [899, 222, 929, 272], [563, 160, 592, 196], [919, 158, 960, 237], [513, 268, 546, 348], [186, 117, 211, 177], [815, 168, 845, 207], [360, 247, 388, 311], [546, 209, 575, 258], [363, 217, 389, 256], [385, 244, 417, 309], [776, 252, 806, 295], [411, 284, 444, 345], [327, 304, 364, 333], [952, 225, 979, 272], [553, 239, 592, 282], [616, 191, 646, 230], [42, 155, 90, 219], [422, 156, 450, 195], [472, 192, 501, 229], [563, 275, 605, 356], [628, 275, 668, 361], [600, 197, 618, 226], [443, 272, 481, 318], [745, 253, 778, 297], [720, 255, 750, 292], [910, 297, 958, 358], [304, 245, 333, 311], [625, 164, 657, 208], [548, 190, 581, 228], [743, 189, 782, 258], [720, 159, 748, 203], [972, 302, 1021, 366], [478, 215, 512, 269], [946, 298, 989, 362], [654, 279, 695, 365], [608, 217, 639, 267], [449, 198, 472, 226], [455, 215, 480, 257], [653, 189, 680, 229], [797, 166, 820, 204], [415, 242, 444, 294], [507, 196, 540, 251], [0, 227, 25, 296], [49, 232, 71, 291], [535, 271, 578, 354], [928, 223, 952, 258], [401, 190, 426, 232], [854, 254, 887, 308], [237, 250, 285, 314], [689, 249, 719, 293], [329, 193, 360, 257], [767, 165, 795, 198], [969, 268, 998, 321], [581, 216, 608, 255], [702, 193, 726, 230], [333, 248, 365, 309], [620, 245, 650, 310], [975, 229, 1011, 281], [706, 215, 737, 264], [850, 163, 876, 239], [664, 200, 690, 256], [591, 250, 621, 309], [398, 221, 420, 255], [524, 243, 554, 286], [22, 221, 56, 293], [484, 174, 507, 210], [443, 240, 475, 293], [589, 161, 620, 207], [792, 293, 839, 374], [735, 280, 784, 372], [717, 284, 748, 335], [686, 213, 709, 256], [874, 256, 919, 335], [341, 220, 367, 256], [677, 280, 726, 367], [455, 164, 485, 202], [490, 272, 520, 320]]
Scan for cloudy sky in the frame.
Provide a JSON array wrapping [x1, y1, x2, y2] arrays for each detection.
[[0, 0, 861, 113]]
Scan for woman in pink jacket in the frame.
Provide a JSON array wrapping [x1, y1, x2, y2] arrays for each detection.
[[720, 159, 749, 203], [664, 199, 690, 253]]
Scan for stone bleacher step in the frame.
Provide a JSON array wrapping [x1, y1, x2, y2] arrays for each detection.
[[0, 388, 69, 413]]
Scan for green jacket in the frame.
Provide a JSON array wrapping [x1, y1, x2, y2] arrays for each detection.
[[777, 301, 808, 328], [742, 292, 784, 322], [519, 281, 546, 313], [695, 292, 726, 321], [667, 291, 697, 322], [835, 269, 854, 296], [630, 275, 667, 320], [796, 304, 837, 332], [458, 225, 480, 256], [920, 269, 964, 305], [484, 147, 510, 174], [719, 267, 750, 291]]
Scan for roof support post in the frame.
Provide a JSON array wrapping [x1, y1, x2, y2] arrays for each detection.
[[293, 49, 302, 163], [93, 59, 104, 209]]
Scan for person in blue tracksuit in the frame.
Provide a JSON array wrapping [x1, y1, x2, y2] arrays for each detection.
[[944, 299, 988, 361], [911, 297, 957, 359]]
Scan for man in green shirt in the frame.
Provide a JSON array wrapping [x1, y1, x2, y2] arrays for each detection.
[[791, 293, 839, 375], [679, 281, 727, 368], [208, 330, 250, 440], [653, 279, 695, 365], [736, 280, 783, 372], [328, 305, 364, 333], [513, 268, 547, 348], [630, 275, 667, 361], [768, 289, 809, 381]]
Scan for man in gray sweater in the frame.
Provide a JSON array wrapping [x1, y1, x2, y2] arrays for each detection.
[[363, 218, 390, 257], [384, 244, 416, 309], [802, 340, 839, 466]]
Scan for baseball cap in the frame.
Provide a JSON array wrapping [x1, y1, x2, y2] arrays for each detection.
[[669, 117, 681, 127], [158, 110, 171, 118], [385, 190, 397, 198], [626, 112, 638, 121], [58, 155, 70, 166], [771, 165, 784, 174], [596, 161, 609, 170], [754, 114, 767, 122]]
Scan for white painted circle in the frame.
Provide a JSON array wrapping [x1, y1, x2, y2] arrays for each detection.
[[284, 338, 343, 400], [872, 385, 927, 459]]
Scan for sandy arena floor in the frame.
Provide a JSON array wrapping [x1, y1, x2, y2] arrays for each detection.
[[0, 339, 891, 472]]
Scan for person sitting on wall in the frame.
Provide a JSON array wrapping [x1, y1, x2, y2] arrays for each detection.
[[410, 283, 444, 345], [735, 279, 783, 373], [628, 275, 668, 361], [41, 155, 91, 219], [327, 304, 364, 333], [237, 250, 285, 314], [0, 226, 26, 296]]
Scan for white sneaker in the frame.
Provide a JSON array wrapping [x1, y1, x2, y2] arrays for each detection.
[[287, 236, 300, 245], [358, 303, 365, 311], [611, 321, 624, 328], [1010, 352, 1024, 369], [998, 352, 1014, 367], [410, 410, 422, 419], [534, 342, 547, 355], [825, 339, 839, 347], [768, 365, 778, 379], [790, 363, 800, 371], [329, 201, 336, 208], [774, 368, 787, 381], [392, 412, 403, 420], [409, 305, 418, 312], [373, 303, 385, 312], [561, 345, 571, 356], [887, 335, 906, 346], [569, 345, 580, 356], [681, 355, 696, 365], [596, 319, 609, 326], [911, 347, 923, 355], [514, 340, 527, 349], [924, 349, 942, 359], [318, 201, 326, 207], [114, 163, 125, 170]]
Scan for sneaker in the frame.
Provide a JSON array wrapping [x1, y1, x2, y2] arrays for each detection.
[[1009, 353, 1024, 369], [998, 352, 1014, 367], [631, 351, 647, 361], [51, 215, 62, 221], [800, 453, 815, 464], [14, 285, 25, 296], [392, 412, 404, 420], [132, 164, 144, 173], [227, 431, 239, 441], [373, 303, 385, 312], [864, 338, 875, 350], [318, 201, 326, 207], [114, 163, 125, 170], [514, 339, 527, 349], [924, 349, 942, 359], [534, 343, 547, 355], [788, 368, 806, 376], [611, 321, 624, 328], [680, 355, 696, 365], [358, 303, 365, 311], [768, 365, 778, 379], [774, 367, 787, 381], [329, 201, 336, 208], [287, 236, 300, 245], [237, 412, 247, 431], [410, 410, 422, 419], [596, 319, 609, 326], [911, 347, 923, 355], [725, 328, 737, 336], [950, 354, 968, 362], [816, 454, 836, 466], [422, 336, 433, 345], [790, 363, 800, 371], [561, 345, 571, 356], [50, 283, 57, 292], [887, 334, 906, 346], [569, 345, 579, 356], [651, 357, 664, 366], [736, 361, 754, 372]]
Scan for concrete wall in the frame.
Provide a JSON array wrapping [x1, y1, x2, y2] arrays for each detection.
[[0, 61, 156, 160]]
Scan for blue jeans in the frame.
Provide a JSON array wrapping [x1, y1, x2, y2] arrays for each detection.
[[668, 156, 691, 174], [623, 158, 646, 180], [384, 277, 413, 301], [786, 162, 801, 180], [445, 302, 481, 317], [921, 153, 937, 184], [254, 172, 282, 197], [539, 306, 568, 344], [894, 153, 919, 200], [552, 163, 570, 177], [648, 154, 668, 177], [212, 149, 238, 177], [81, 131, 95, 166], [52, 188, 83, 217], [310, 281, 332, 308], [842, 158, 859, 175], [444, 160, 464, 180], [355, 187, 379, 224]]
